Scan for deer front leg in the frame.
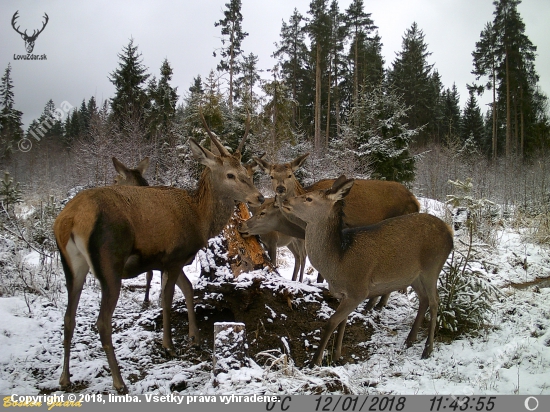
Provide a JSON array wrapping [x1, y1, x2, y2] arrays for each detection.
[[175, 270, 200, 345], [161, 268, 178, 356], [311, 297, 362, 367]]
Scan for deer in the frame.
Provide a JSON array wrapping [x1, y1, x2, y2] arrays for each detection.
[[54, 134, 264, 393], [239, 197, 307, 282], [112, 156, 192, 305], [253, 153, 420, 308], [11, 11, 49, 54], [281, 176, 453, 366]]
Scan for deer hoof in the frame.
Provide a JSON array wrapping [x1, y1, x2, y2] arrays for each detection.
[[115, 384, 129, 394], [164, 347, 177, 357], [421, 346, 433, 359]]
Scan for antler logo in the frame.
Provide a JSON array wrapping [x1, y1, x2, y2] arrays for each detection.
[[11, 11, 49, 54]]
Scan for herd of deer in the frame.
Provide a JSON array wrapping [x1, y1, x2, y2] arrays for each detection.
[[53, 123, 453, 393]]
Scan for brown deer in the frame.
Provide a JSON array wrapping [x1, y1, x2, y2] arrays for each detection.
[[54, 136, 264, 393], [254, 153, 420, 307], [239, 197, 307, 282], [282, 176, 453, 366], [112, 156, 191, 305], [112, 157, 156, 303]]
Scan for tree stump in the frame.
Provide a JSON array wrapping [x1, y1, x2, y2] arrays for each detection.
[[225, 202, 272, 277], [213, 322, 247, 376]]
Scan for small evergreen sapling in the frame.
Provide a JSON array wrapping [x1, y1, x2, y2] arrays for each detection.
[[438, 178, 500, 335]]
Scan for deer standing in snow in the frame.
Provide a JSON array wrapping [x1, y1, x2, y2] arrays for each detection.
[[282, 176, 453, 365]]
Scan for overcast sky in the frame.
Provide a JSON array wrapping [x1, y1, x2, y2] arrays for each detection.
[[1, 0, 549, 129]]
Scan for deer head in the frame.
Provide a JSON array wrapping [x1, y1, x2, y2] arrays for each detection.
[[112, 157, 150, 186], [11, 11, 49, 53], [254, 153, 310, 199]]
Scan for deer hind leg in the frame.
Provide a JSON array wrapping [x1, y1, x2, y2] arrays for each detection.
[[143, 270, 153, 304], [174, 270, 199, 345], [311, 296, 362, 367], [59, 238, 89, 389], [287, 241, 301, 282], [421, 277, 439, 359], [94, 258, 126, 393], [375, 293, 391, 310], [406, 278, 430, 350], [333, 318, 348, 361]]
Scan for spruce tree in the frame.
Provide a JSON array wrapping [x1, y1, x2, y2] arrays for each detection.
[[387, 22, 436, 146], [108, 38, 150, 126], [440, 84, 461, 143], [461, 88, 486, 152], [341, 85, 417, 182], [0, 64, 23, 159], [273, 9, 309, 130], [147, 59, 179, 142]]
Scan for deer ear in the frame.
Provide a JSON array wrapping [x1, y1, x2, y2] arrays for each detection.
[[136, 157, 150, 175], [290, 153, 310, 172], [112, 157, 130, 178], [253, 156, 271, 173], [189, 138, 220, 168], [326, 175, 354, 201]]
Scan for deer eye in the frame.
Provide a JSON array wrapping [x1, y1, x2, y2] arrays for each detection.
[[260, 211, 266, 216], [287, 175, 292, 178], [270, 176, 274, 180], [306, 197, 313, 202], [227, 173, 235, 179]]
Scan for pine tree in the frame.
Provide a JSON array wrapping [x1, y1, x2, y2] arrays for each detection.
[[108, 38, 150, 125], [344, 0, 376, 109], [214, 0, 248, 112], [480, 0, 547, 157], [306, 0, 330, 152], [387, 22, 436, 146], [0, 64, 24, 159], [324, 0, 346, 143], [472, 22, 499, 159]]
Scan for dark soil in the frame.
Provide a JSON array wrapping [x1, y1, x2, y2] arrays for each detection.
[[145, 276, 375, 368]]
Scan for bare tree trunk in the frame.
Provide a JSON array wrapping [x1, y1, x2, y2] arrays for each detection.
[[492, 73, 497, 161], [325, 59, 331, 148], [505, 48, 511, 157], [314, 43, 322, 151]]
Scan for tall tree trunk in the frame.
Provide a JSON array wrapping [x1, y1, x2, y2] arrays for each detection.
[[520, 85, 524, 157], [325, 59, 331, 148], [315, 42, 322, 151], [505, 47, 511, 157], [492, 67, 497, 161], [354, 33, 359, 111]]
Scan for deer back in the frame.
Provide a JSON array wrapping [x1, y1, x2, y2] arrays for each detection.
[[307, 178, 420, 227]]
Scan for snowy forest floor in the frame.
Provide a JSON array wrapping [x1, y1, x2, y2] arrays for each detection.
[[1, 198, 550, 395]]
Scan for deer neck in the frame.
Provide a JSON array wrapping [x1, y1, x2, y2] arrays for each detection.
[[193, 169, 237, 239], [304, 203, 345, 278]]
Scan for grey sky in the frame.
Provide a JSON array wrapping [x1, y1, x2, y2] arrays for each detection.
[[1, 0, 549, 129]]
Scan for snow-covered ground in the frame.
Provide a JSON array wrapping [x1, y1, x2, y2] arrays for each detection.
[[1, 199, 549, 395]]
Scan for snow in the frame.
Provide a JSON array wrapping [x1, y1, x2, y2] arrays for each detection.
[[1, 199, 550, 395]]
